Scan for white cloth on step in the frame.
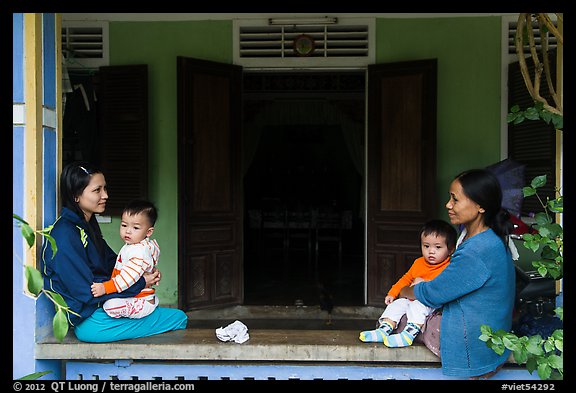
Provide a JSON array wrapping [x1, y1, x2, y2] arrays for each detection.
[[215, 320, 250, 343]]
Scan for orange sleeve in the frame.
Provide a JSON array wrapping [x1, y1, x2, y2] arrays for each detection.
[[101, 268, 121, 294], [387, 256, 451, 298], [103, 279, 118, 294], [387, 257, 429, 298]]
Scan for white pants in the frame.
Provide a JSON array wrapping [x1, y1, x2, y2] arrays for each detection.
[[378, 298, 434, 326], [103, 294, 158, 319]]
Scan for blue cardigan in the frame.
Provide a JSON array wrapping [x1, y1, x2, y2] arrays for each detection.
[[42, 207, 145, 326], [414, 229, 515, 377]]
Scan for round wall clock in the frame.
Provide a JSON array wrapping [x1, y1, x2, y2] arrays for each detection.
[[293, 34, 315, 56]]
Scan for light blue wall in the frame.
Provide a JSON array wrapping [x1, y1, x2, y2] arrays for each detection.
[[12, 13, 62, 380], [12, 13, 36, 379], [13, 14, 24, 103], [42, 13, 56, 109]]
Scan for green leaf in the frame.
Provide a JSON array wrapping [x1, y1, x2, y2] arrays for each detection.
[[503, 334, 520, 352], [534, 212, 551, 226], [537, 363, 552, 380], [38, 227, 57, 256], [531, 175, 547, 189], [551, 329, 563, 341], [479, 334, 490, 342], [547, 267, 562, 280], [551, 115, 563, 130], [548, 355, 562, 370], [548, 197, 563, 213], [24, 266, 44, 296], [526, 357, 538, 374], [507, 113, 517, 123], [45, 290, 68, 309], [490, 342, 505, 356], [20, 224, 36, 248], [480, 325, 492, 335], [53, 309, 69, 342], [17, 371, 52, 380], [543, 339, 555, 353], [523, 187, 537, 197], [526, 240, 541, 253], [554, 307, 563, 321], [45, 234, 58, 257], [525, 107, 540, 120], [540, 110, 552, 124], [541, 244, 559, 259], [527, 336, 544, 356], [546, 223, 563, 238], [13, 213, 29, 225], [537, 266, 548, 277], [513, 348, 528, 364], [513, 114, 525, 124]]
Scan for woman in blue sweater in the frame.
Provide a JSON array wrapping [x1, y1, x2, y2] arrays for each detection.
[[42, 162, 188, 342], [400, 169, 515, 379]]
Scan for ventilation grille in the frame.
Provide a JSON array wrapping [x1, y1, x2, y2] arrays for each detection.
[[239, 24, 369, 59], [62, 22, 109, 68], [508, 20, 558, 55]]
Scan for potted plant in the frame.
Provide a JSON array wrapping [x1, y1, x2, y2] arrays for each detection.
[[480, 174, 563, 379]]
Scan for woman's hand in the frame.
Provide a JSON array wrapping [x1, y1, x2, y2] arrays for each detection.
[[144, 268, 161, 288], [399, 285, 416, 300], [411, 277, 426, 286]]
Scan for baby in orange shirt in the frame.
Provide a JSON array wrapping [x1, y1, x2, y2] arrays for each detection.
[[359, 219, 457, 347], [91, 200, 160, 319]]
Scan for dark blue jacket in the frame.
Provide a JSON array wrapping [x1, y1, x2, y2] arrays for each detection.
[[42, 207, 145, 326]]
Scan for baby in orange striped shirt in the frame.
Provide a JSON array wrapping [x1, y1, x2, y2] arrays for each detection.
[[91, 200, 160, 319]]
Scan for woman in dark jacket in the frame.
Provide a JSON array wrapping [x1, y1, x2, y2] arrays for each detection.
[[42, 162, 187, 342]]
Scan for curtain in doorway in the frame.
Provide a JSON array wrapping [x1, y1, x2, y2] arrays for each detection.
[[243, 100, 365, 219]]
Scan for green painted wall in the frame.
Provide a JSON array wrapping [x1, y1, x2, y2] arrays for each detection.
[[376, 16, 503, 220], [99, 17, 503, 306]]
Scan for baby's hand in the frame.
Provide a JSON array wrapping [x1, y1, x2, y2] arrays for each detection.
[[411, 277, 426, 286], [384, 295, 395, 305], [91, 282, 105, 297]]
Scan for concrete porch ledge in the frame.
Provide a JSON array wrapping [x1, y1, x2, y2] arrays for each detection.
[[35, 327, 440, 363]]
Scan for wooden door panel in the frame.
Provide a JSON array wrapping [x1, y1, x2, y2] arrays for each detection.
[[378, 75, 423, 212], [189, 74, 232, 213], [367, 59, 437, 305], [187, 255, 211, 304], [178, 57, 243, 310], [188, 223, 236, 246], [213, 252, 238, 300]]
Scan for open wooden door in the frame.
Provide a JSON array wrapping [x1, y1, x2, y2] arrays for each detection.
[[366, 59, 437, 305], [177, 57, 243, 310]]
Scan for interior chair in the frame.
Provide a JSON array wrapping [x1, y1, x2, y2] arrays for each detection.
[[259, 199, 289, 271], [313, 209, 353, 281], [285, 207, 314, 277]]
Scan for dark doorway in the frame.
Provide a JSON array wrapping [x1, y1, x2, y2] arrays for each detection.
[[242, 71, 366, 307]]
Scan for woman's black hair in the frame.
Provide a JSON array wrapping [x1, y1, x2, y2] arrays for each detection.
[[60, 161, 105, 255], [455, 168, 513, 247]]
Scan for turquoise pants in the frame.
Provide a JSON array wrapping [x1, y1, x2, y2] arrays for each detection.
[[74, 307, 188, 343]]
